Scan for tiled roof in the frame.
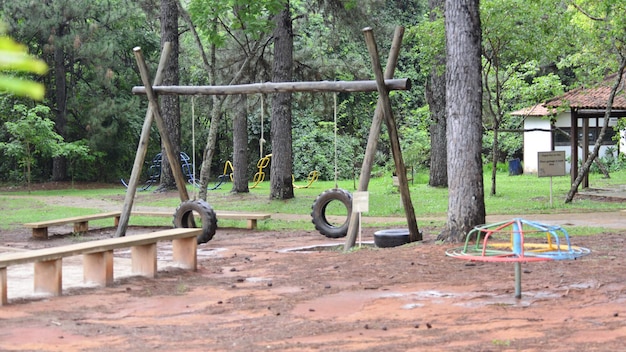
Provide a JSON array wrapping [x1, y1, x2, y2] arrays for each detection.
[[510, 103, 556, 117], [545, 73, 626, 109]]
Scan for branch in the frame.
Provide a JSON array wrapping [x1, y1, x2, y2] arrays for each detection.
[[568, 1, 606, 21]]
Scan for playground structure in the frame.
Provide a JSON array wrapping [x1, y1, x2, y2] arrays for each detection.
[[446, 218, 591, 298], [121, 152, 194, 191], [293, 170, 320, 189], [207, 155, 318, 190], [207, 160, 234, 190], [116, 26, 419, 246], [250, 154, 271, 189]]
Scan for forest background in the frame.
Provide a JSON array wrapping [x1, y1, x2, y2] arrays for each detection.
[[0, 0, 624, 196]]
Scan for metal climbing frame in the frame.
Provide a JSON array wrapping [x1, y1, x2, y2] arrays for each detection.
[[121, 152, 194, 191]]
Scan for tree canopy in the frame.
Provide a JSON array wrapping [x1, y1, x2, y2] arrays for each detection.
[[1, 0, 625, 236]]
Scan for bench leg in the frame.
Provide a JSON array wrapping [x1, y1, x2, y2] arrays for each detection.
[[83, 251, 114, 286], [131, 243, 157, 277], [32, 228, 48, 239], [34, 259, 62, 296], [172, 237, 197, 270], [74, 221, 89, 233], [247, 219, 257, 230], [0, 268, 6, 306]]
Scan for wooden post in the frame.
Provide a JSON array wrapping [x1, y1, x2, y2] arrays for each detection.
[[131, 243, 158, 277], [83, 251, 114, 286], [133, 47, 190, 202], [34, 259, 63, 296], [571, 108, 578, 185], [131, 79, 411, 95], [344, 26, 405, 250], [115, 43, 171, 237], [362, 27, 421, 243], [0, 268, 7, 306]]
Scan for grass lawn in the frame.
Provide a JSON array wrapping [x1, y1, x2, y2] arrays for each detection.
[[1, 169, 625, 233]]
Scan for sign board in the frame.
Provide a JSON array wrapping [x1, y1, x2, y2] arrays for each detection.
[[352, 191, 369, 213], [538, 151, 566, 177]]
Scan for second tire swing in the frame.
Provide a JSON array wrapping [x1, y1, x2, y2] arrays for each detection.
[[311, 188, 352, 238], [310, 92, 353, 238]]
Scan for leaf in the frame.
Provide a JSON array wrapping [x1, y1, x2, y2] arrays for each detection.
[[0, 75, 46, 100]]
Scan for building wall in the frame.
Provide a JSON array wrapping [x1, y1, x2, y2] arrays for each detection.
[[523, 112, 619, 174], [523, 117, 552, 174]]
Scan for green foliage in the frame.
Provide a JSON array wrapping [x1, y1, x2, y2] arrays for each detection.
[[0, 30, 48, 100], [1, 0, 160, 182], [558, 0, 626, 86], [399, 105, 431, 170], [188, 0, 283, 46], [292, 118, 361, 181], [0, 104, 89, 186]]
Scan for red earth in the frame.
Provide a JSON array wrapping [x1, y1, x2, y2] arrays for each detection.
[[0, 185, 625, 351]]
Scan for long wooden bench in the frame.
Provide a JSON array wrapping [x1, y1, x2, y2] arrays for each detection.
[[131, 210, 272, 230], [24, 211, 124, 239], [24, 210, 271, 239], [0, 227, 202, 306]]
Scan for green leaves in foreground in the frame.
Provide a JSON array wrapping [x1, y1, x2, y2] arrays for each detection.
[[0, 31, 48, 100]]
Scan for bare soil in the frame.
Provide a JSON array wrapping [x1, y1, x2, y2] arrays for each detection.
[[1, 184, 625, 351]]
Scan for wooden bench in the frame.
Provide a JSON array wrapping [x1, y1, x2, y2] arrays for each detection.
[[131, 210, 272, 230], [24, 211, 123, 239], [0, 227, 202, 306], [24, 210, 271, 239]]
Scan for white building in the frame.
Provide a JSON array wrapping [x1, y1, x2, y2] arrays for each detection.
[[515, 105, 620, 174], [514, 73, 626, 185]]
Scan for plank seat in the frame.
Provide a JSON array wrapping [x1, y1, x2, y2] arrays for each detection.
[[0, 227, 201, 306], [131, 210, 271, 230], [23, 210, 271, 239], [24, 211, 122, 239]]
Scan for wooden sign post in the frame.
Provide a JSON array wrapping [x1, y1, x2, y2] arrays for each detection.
[[538, 151, 566, 206]]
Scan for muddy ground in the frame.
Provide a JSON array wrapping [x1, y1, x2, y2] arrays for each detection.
[[0, 185, 625, 351]]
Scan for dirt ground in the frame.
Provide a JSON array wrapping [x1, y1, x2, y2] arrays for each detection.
[[0, 185, 625, 351]]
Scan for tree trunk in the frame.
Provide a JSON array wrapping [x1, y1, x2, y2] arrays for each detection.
[[232, 93, 249, 193], [439, 0, 485, 242], [52, 23, 68, 181], [565, 59, 626, 203], [426, 0, 447, 188], [157, 0, 180, 192], [270, 2, 294, 200]]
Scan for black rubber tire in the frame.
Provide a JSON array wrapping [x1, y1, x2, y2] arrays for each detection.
[[311, 188, 352, 238], [173, 199, 218, 244], [374, 229, 410, 248]]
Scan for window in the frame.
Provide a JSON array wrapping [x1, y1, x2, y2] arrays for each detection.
[[553, 126, 617, 146]]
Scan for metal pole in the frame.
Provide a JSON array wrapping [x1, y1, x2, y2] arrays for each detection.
[[514, 262, 522, 299]]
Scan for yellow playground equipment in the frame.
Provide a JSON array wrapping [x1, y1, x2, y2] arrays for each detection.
[[214, 154, 318, 190], [293, 170, 320, 189], [250, 154, 272, 188]]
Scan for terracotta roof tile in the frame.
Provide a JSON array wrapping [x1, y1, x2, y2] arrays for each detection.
[[545, 73, 626, 109], [510, 103, 556, 116]]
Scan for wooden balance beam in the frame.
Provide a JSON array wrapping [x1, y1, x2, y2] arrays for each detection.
[[24, 211, 123, 239], [0, 227, 202, 306], [24, 210, 271, 239]]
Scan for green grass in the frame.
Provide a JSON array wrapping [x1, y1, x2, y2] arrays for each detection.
[[1, 169, 625, 233]]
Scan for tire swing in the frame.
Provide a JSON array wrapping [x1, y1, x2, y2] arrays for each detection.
[[173, 96, 218, 244], [311, 188, 352, 238], [310, 92, 352, 238], [173, 199, 217, 244]]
